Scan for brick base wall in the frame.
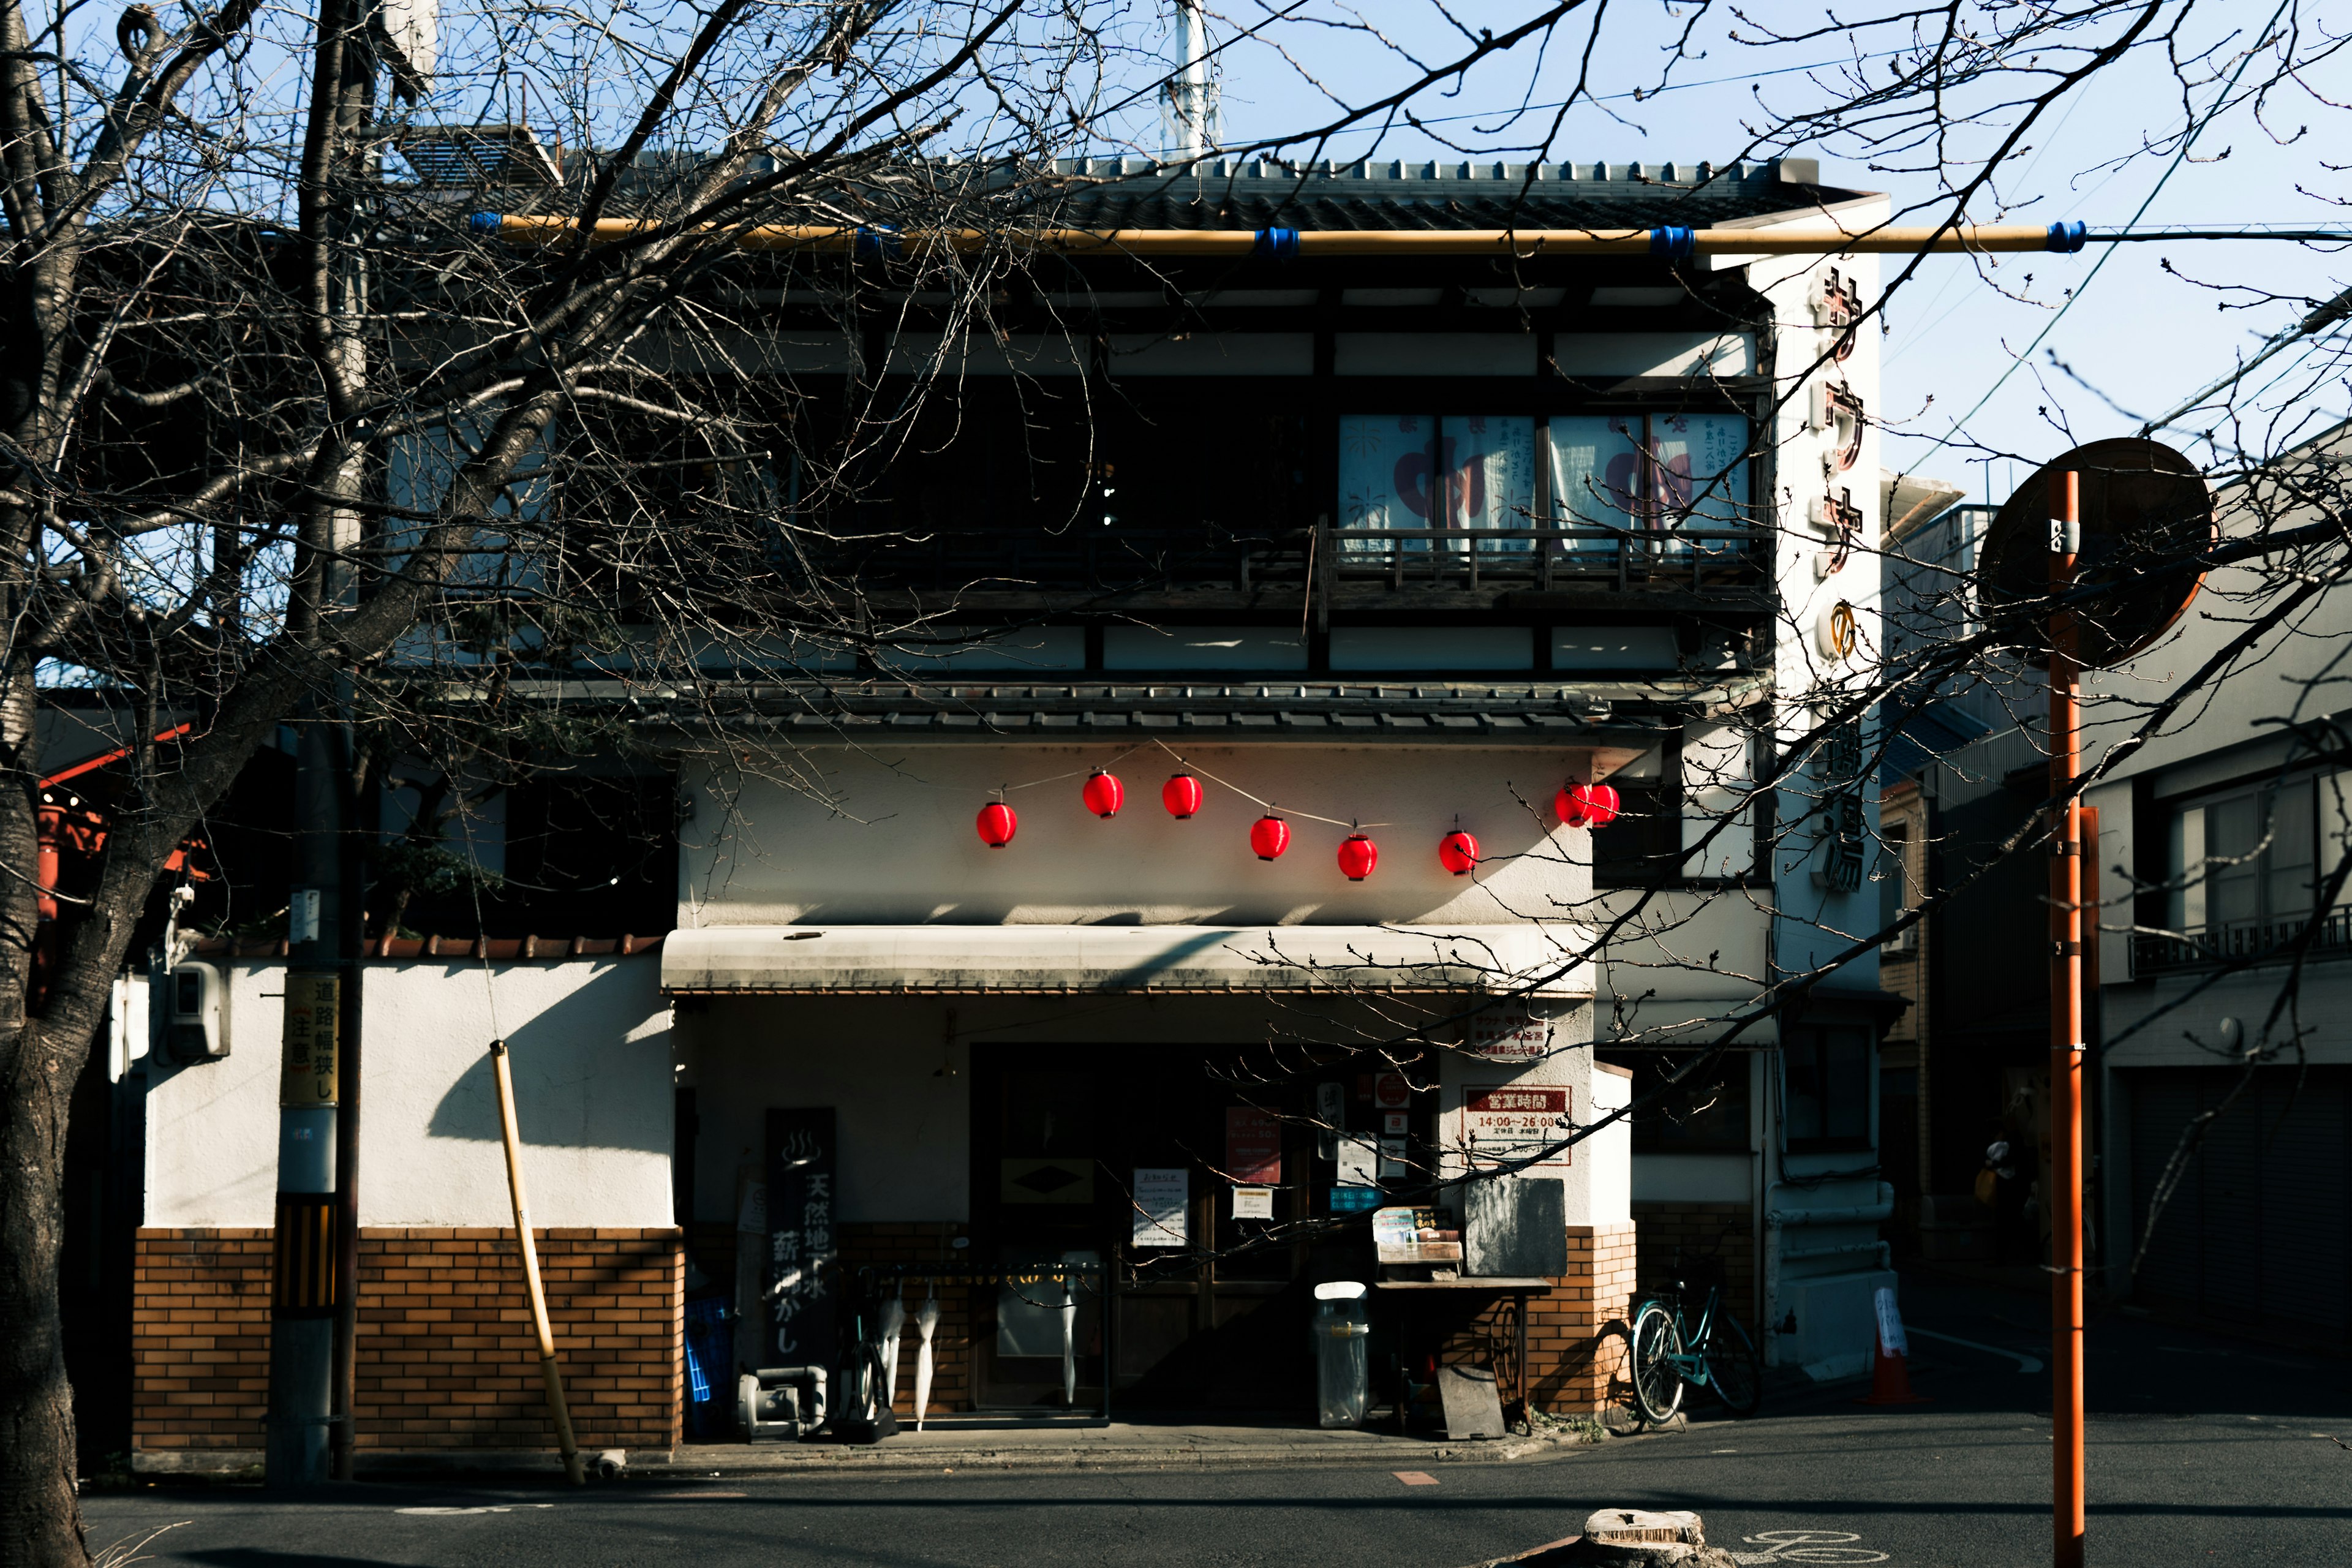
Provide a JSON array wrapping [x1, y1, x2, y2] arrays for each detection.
[[134, 1227, 682, 1458], [1631, 1200, 1757, 1326], [1430, 1221, 1637, 1419]]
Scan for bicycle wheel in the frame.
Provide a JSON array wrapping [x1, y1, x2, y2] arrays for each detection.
[[1700, 1313, 1763, 1418], [1629, 1302, 1686, 1423]]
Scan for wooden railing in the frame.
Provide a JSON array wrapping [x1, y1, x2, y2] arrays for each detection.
[[851, 519, 1773, 596]]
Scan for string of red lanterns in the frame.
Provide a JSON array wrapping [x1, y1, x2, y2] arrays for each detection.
[[970, 770, 1619, 876]]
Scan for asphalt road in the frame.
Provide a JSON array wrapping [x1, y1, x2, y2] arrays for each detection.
[[82, 1276, 2352, 1568]]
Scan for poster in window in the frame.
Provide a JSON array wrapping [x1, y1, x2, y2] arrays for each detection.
[[1441, 416, 1537, 548], [1224, 1106, 1283, 1185], [764, 1107, 837, 1365], [1647, 413, 1751, 529], [1132, 1167, 1189, 1248], [1338, 414, 1434, 551], [1547, 415, 1645, 536]]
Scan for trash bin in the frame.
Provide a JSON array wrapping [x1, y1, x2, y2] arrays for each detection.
[[1313, 1281, 1371, 1429]]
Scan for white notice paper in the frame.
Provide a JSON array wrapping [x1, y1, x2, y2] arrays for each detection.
[[1335, 1136, 1379, 1191], [1133, 1167, 1189, 1248], [1232, 1186, 1274, 1220]]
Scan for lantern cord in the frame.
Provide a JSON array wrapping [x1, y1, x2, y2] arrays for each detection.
[[872, 737, 1392, 832], [1147, 739, 1389, 831]]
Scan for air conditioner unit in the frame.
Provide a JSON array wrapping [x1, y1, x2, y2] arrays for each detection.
[[153, 961, 227, 1063]]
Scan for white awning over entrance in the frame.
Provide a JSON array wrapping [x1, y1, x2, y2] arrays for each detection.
[[661, 924, 1591, 997]]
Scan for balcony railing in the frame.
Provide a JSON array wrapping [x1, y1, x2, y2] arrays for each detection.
[[2132, 907, 2352, 974], [850, 520, 1773, 597]]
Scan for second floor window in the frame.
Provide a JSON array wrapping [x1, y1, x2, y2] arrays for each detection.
[[2168, 774, 2342, 936], [1337, 411, 1753, 556], [1338, 414, 1536, 549]]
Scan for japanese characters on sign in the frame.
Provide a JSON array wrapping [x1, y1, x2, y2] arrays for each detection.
[[1133, 1167, 1189, 1248], [1231, 1186, 1275, 1220], [277, 971, 339, 1107], [1224, 1105, 1283, 1185], [765, 1108, 837, 1364], [1461, 1084, 1572, 1168], [1467, 1007, 1551, 1063]]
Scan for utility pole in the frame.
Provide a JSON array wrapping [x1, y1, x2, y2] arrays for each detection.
[[266, 724, 344, 1486], [266, 0, 378, 1483], [2048, 470, 2087, 1568]]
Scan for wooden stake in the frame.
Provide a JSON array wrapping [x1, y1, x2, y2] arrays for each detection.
[[490, 1038, 586, 1485]]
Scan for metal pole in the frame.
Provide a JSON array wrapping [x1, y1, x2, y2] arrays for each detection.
[[2048, 472, 2087, 1568], [329, 726, 367, 1481], [489, 1038, 587, 1485], [266, 718, 342, 1488]]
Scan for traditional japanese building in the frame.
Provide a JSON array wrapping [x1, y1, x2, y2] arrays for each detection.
[[111, 152, 1909, 1469]]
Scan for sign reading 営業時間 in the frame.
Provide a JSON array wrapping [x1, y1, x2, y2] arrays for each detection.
[[1461, 1085, 1570, 1168]]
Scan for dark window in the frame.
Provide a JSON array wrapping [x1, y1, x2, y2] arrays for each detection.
[[1595, 780, 1683, 889], [1784, 1023, 1872, 1150], [1605, 1052, 1751, 1152]]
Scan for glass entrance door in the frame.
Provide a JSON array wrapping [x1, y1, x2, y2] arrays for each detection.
[[970, 1043, 1320, 1413]]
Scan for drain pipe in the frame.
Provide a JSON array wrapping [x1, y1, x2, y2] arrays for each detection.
[[1763, 1182, 1894, 1366]]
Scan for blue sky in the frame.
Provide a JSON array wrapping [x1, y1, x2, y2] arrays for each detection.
[[1156, 2, 2352, 499]]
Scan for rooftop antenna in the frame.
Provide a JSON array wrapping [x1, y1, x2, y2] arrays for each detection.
[[1160, 0, 1219, 165]]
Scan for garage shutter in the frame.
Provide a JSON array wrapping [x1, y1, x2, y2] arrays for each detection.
[[2125, 1066, 2352, 1348]]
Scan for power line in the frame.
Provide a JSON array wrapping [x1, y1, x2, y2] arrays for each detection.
[[1912, 0, 2295, 466]]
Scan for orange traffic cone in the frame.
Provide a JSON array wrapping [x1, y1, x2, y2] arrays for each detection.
[[1855, 1286, 1929, 1406]]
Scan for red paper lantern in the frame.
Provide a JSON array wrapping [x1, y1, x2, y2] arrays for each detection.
[[1082, 769, 1124, 818], [1438, 829, 1480, 876], [1250, 813, 1291, 861], [1162, 772, 1204, 819], [1338, 833, 1379, 882], [1553, 782, 1621, 829], [976, 801, 1018, 848]]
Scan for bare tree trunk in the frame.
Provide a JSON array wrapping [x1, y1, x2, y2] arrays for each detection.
[[1, 655, 91, 1567]]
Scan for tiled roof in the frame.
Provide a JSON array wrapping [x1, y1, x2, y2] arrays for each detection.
[[642, 676, 1759, 742], [470, 154, 1867, 233], [1043, 158, 1864, 232]]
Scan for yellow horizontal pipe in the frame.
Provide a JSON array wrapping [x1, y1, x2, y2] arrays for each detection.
[[481, 214, 2071, 257]]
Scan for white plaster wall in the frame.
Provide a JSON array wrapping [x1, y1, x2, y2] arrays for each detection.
[[2104, 964, 2352, 1069], [1587, 1061, 1633, 1225], [1594, 894, 1774, 1020], [144, 964, 286, 1227], [145, 957, 674, 1229], [1746, 200, 1890, 989], [682, 744, 1600, 929]]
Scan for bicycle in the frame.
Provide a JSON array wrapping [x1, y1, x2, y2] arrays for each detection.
[[1628, 1275, 1763, 1422]]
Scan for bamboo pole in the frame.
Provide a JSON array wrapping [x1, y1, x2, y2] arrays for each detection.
[[472, 214, 2092, 257], [489, 1038, 587, 1486]]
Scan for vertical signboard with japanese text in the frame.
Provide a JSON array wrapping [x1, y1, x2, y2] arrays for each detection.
[[277, 972, 340, 1107], [765, 1108, 837, 1366]]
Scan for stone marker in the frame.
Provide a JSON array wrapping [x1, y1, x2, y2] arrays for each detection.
[[1569, 1509, 1737, 1567]]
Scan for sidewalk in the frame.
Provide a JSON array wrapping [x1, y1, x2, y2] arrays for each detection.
[[644, 1414, 1606, 1476]]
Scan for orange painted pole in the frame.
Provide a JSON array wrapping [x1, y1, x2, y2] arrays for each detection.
[[2048, 472, 2087, 1568]]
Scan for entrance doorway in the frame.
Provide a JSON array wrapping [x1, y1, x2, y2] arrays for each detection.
[[971, 1042, 1359, 1412]]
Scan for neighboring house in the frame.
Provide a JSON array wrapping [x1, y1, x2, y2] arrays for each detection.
[[115, 150, 1915, 1471], [1887, 426, 2352, 1349]]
